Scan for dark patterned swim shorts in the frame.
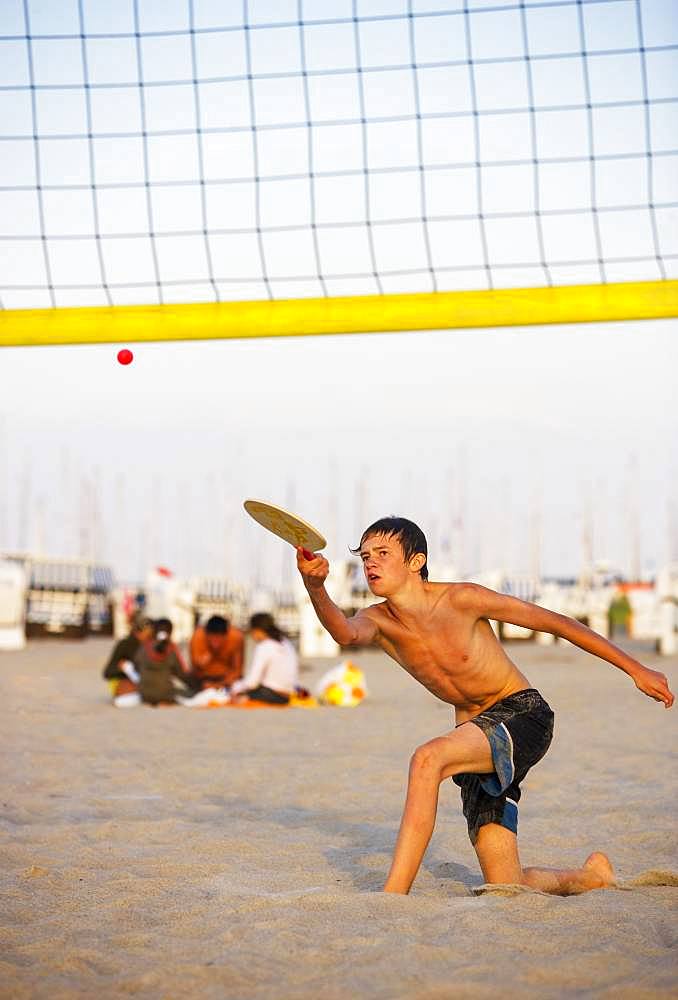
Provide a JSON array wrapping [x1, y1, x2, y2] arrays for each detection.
[[453, 688, 554, 845]]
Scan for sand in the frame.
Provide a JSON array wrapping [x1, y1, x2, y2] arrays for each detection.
[[1, 635, 676, 999]]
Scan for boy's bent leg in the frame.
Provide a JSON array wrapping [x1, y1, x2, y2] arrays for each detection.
[[474, 822, 523, 884], [475, 824, 616, 895], [383, 724, 494, 895]]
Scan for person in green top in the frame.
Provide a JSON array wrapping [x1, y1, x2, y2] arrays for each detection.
[[608, 592, 632, 639], [135, 618, 190, 706], [102, 613, 154, 706]]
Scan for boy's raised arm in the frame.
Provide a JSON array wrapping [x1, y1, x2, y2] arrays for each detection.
[[455, 583, 674, 709], [296, 548, 379, 647]]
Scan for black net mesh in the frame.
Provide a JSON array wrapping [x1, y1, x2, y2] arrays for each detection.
[[0, 0, 676, 310]]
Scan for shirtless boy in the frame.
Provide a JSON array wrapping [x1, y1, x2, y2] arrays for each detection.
[[297, 517, 674, 896]]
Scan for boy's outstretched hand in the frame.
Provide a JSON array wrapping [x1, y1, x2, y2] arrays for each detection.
[[296, 547, 330, 591], [633, 666, 674, 708]]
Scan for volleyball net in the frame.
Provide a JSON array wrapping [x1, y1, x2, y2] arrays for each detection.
[[1, 0, 677, 346]]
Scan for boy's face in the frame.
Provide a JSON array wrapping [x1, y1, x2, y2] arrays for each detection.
[[359, 533, 414, 596]]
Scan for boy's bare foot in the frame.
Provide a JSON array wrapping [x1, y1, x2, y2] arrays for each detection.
[[583, 851, 616, 888], [521, 850, 616, 894]]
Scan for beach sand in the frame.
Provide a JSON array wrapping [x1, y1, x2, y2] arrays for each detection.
[[1, 635, 676, 999]]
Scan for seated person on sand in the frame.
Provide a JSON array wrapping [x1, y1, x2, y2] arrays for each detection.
[[102, 613, 154, 707], [135, 618, 190, 707], [187, 615, 244, 692], [230, 613, 299, 705]]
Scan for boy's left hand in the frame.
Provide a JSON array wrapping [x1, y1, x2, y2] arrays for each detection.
[[633, 666, 674, 708]]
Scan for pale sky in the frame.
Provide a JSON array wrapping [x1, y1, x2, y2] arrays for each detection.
[[1, 317, 676, 586]]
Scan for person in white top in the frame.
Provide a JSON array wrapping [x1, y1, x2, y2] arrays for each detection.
[[230, 612, 299, 705]]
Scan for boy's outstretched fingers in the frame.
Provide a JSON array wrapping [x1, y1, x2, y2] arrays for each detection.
[[634, 667, 674, 708]]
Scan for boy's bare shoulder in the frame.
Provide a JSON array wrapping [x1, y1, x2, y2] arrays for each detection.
[[436, 581, 488, 609], [357, 601, 388, 621]]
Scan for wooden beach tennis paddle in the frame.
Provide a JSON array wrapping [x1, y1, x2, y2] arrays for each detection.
[[243, 499, 327, 561]]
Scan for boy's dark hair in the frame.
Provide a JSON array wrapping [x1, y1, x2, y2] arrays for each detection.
[[351, 516, 429, 581], [249, 612, 285, 643], [205, 615, 229, 634]]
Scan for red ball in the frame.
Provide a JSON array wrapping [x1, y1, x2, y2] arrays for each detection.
[[117, 349, 134, 365]]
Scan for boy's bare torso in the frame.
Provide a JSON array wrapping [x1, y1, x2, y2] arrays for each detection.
[[362, 582, 531, 723]]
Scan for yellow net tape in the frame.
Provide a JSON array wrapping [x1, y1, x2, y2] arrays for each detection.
[[1, 280, 676, 348]]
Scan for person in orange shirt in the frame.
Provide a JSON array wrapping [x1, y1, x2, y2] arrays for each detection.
[[188, 615, 244, 691]]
